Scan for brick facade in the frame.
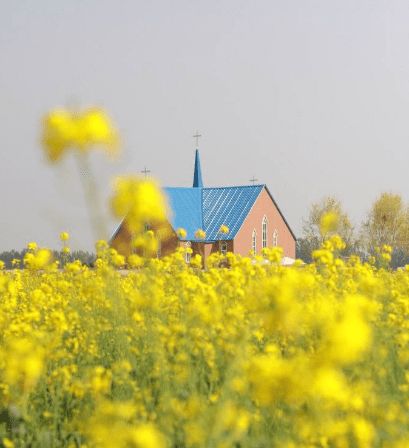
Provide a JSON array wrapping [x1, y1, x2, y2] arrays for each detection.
[[234, 187, 296, 258]]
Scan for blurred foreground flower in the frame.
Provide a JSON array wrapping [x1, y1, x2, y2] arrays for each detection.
[[133, 230, 159, 256], [42, 107, 120, 239], [4, 338, 45, 394], [24, 247, 53, 271], [84, 400, 165, 448], [320, 211, 339, 236], [41, 108, 119, 162], [111, 177, 168, 233]]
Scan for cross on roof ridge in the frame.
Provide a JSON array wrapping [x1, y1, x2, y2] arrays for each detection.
[[141, 167, 151, 178], [193, 130, 202, 148]]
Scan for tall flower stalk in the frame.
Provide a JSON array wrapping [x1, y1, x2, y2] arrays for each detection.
[[41, 107, 119, 240]]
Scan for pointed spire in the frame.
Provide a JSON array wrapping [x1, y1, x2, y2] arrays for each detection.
[[193, 149, 203, 188]]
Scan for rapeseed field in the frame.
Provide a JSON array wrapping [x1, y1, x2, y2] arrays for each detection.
[[0, 238, 409, 447]]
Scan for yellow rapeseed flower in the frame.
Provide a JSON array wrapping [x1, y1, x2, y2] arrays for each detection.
[[129, 424, 165, 448], [24, 248, 53, 270], [219, 224, 229, 235], [177, 228, 187, 239], [320, 211, 339, 235], [41, 108, 119, 162], [194, 229, 206, 240], [111, 177, 168, 233], [3, 438, 14, 448], [27, 241, 38, 251], [59, 231, 70, 241]]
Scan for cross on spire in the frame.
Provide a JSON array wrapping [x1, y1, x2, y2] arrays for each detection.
[[249, 176, 258, 185], [141, 167, 151, 178], [193, 130, 202, 148]]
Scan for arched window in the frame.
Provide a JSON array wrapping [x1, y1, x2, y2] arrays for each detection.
[[272, 229, 278, 247], [262, 216, 268, 248], [252, 229, 257, 255], [220, 241, 227, 256], [185, 241, 191, 263]]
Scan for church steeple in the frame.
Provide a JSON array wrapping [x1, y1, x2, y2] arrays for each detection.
[[193, 149, 203, 188]]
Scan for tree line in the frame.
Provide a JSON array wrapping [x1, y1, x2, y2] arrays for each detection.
[[0, 250, 95, 269], [1, 192, 407, 268], [296, 192, 409, 268]]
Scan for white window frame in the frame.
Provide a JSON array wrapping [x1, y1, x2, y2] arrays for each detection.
[[252, 229, 257, 255], [272, 229, 278, 247], [262, 216, 268, 248], [185, 241, 191, 263], [220, 241, 227, 256]]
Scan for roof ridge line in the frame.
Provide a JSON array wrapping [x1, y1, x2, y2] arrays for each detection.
[[164, 185, 265, 190], [203, 184, 265, 190]]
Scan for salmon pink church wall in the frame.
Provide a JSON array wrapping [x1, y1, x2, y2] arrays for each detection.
[[234, 188, 296, 258]]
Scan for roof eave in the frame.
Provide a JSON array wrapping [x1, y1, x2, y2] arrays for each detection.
[[263, 185, 297, 241]]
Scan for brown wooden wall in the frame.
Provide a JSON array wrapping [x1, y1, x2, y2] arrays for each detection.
[[111, 220, 179, 258]]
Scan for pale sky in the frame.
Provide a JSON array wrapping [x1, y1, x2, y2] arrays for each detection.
[[1, 0, 409, 250]]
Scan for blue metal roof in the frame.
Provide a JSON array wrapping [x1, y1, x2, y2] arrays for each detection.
[[164, 187, 203, 241], [164, 185, 264, 242], [202, 186, 263, 240]]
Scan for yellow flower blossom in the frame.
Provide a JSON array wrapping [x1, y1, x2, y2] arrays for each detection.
[[3, 439, 14, 448], [320, 211, 339, 235], [41, 108, 119, 162], [219, 224, 229, 235], [194, 228, 206, 240], [24, 248, 52, 270], [132, 230, 159, 256], [111, 177, 167, 233], [27, 241, 38, 251], [59, 231, 70, 241], [128, 254, 144, 268], [177, 228, 187, 239], [129, 423, 165, 448]]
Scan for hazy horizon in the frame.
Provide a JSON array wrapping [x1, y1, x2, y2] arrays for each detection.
[[2, 0, 409, 250]]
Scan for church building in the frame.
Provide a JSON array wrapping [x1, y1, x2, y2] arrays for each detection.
[[111, 150, 296, 262]]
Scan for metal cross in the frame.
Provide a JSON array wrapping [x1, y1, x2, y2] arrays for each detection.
[[141, 167, 151, 178], [193, 130, 202, 147], [249, 176, 258, 185]]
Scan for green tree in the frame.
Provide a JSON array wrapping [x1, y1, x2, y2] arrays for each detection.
[[361, 193, 409, 263], [298, 196, 356, 262]]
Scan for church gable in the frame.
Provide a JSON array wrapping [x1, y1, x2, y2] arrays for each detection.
[[234, 186, 296, 257]]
